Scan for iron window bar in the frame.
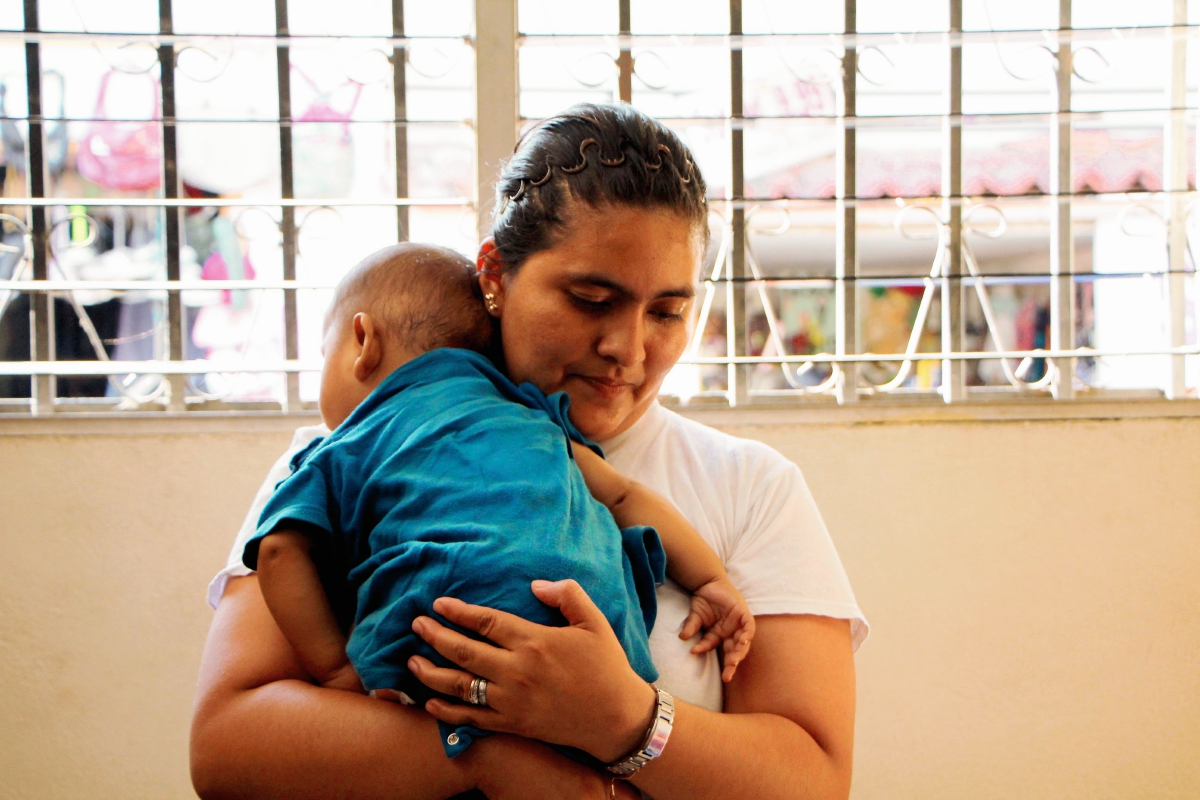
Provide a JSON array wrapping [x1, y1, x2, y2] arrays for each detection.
[[522, 111, 1200, 128], [4, 25, 1200, 46], [3, 0, 1198, 414], [626, 0, 1194, 407], [7, 191, 1198, 209], [0, 198, 469, 207], [5, 345, 1198, 377], [0, 0, 448, 415], [5, 119, 470, 125], [0, 31, 469, 46], [513, 25, 1200, 48]]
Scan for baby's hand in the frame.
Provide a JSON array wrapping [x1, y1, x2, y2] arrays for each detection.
[[680, 577, 755, 683], [320, 661, 367, 694]]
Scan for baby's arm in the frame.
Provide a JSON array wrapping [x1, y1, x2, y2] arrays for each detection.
[[255, 530, 365, 693], [571, 442, 755, 682]]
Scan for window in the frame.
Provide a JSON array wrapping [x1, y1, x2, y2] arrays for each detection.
[[1, 0, 1198, 415], [1, 0, 472, 412], [521, 0, 1200, 406]]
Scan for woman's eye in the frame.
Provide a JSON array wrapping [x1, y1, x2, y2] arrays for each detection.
[[569, 293, 611, 311], [651, 306, 687, 322]]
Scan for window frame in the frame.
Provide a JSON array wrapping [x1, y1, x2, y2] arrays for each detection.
[[0, 0, 1197, 421]]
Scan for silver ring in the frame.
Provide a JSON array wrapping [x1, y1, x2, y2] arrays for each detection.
[[467, 676, 489, 707]]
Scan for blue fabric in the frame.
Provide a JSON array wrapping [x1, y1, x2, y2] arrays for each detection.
[[244, 348, 665, 758]]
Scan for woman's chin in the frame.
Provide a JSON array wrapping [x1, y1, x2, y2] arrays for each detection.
[[573, 394, 663, 443], [563, 393, 630, 442], [566, 403, 623, 442]]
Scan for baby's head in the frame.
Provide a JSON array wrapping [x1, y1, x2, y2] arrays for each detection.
[[318, 243, 495, 429]]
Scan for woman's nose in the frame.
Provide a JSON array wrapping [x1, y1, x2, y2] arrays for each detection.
[[595, 310, 647, 368]]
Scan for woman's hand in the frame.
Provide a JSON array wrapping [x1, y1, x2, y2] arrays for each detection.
[[408, 578, 658, 763], [469, 735, 640, 800]]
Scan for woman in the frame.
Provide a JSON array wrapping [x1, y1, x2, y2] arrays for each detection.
[[191, 103, 867, 800]]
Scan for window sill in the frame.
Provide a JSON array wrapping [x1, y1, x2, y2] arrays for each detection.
[[1, 394, 1198, 437]]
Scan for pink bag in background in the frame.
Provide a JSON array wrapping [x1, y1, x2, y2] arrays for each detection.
[[76, 71, 162, 191], [292, 69, 363, 198]]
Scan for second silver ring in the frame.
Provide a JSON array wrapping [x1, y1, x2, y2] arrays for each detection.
[[467, 675, 489, 707]]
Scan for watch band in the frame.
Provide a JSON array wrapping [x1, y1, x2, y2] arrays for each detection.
[[606, 686, 675, 777]]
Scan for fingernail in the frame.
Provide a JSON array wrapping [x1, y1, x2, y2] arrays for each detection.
[[408, 657, 419, 671], [531, 580, 550, 590], [412, 618, 426, 634]]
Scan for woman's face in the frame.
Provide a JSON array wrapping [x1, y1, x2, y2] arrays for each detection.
[[482, 204, 702, 442]]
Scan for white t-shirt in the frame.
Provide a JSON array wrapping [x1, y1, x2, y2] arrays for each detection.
[[209, 401, 867, 712]]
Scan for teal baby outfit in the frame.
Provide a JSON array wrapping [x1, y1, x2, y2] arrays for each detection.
[[243, 348, 664, 758]]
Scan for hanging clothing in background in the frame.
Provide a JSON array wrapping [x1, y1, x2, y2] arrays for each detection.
[[1014, 297, 1049, 383], [76, 70, 162, 192], [185, 207, 251, 309], [181, 186, 254, 365]]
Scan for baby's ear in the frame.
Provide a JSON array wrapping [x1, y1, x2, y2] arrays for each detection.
[[351, 313, 383, 381]]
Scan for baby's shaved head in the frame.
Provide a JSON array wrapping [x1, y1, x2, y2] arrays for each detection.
[[329, 243, 495, 355]]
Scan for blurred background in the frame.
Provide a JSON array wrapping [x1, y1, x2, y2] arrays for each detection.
[[1, 0, 1198, 409]]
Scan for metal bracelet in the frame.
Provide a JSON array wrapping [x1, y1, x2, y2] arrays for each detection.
[[605, 686, 675, 778]]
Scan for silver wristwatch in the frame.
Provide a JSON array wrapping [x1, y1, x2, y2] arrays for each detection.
[[606, 686, 675, 777]]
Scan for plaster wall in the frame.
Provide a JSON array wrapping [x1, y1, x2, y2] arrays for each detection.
[[0, 413, 1196, 799]]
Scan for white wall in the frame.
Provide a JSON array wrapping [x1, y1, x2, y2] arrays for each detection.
[[1, 410, 1197, 800]]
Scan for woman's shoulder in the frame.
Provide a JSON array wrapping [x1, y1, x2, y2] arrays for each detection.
[[609, 403, 809, 552], [290, 422, 330, 447], [650, 404, 800, 484], [632, 404, 869, 649]]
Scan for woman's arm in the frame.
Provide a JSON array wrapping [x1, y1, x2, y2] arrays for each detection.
[[633, 614, 855, 800], [190, 575, 630, 800], [409, 581, 856, 800]]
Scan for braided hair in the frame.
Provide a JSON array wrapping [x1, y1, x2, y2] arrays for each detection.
[[489, 102, 709, 272]]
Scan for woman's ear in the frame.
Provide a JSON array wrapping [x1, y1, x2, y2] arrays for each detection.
[[476, 237, 500, 273], [477, 238, 506, 318], [351, 312, 384, 382]]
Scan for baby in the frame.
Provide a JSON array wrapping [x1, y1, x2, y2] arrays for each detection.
[[245, 243, 754, 758]]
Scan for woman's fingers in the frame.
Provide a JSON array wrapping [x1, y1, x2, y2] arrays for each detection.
[[407, 655, 526, 735], [429, 597, 531, 648], [423, 696, 511, 734], [412, 615, 509, 677], [529, 579, 611, 631], [419, 581, 651, 759], [407, 655, 489, 703]]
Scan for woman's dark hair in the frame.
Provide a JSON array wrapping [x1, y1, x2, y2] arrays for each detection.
[[489, 102, 708, 272]]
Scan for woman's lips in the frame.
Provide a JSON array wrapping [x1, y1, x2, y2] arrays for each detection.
[[574, 375, 634, 401]]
